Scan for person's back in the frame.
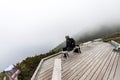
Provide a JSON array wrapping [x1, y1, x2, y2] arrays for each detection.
[[66, 36, 75, 51], [62, 35, 81, 59]]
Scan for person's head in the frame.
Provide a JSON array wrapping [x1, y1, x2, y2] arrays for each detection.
[[65, 35, 70, 40]]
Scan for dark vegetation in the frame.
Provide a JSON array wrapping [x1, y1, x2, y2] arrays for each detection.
[[0, 26, 120, 80], [0, 72, 4, 80], [103, 32, 120, 43], [16, 49, 61, 80]]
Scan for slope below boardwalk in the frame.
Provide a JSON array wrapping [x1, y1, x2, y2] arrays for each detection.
[[34, 42, 120, 80]]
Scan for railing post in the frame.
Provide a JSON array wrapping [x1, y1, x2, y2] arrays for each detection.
[[52, 59, 61, 80], [111, 40, 120, 51], [31, 52, 62, 80]]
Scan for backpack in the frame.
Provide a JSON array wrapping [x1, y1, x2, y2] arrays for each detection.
[[70, 38, 75, 48]]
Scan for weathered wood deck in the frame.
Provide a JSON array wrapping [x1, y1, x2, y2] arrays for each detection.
[[33, 41, 120, 80]]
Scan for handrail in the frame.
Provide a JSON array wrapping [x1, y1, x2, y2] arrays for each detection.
[[31, 59, 44, 80], [52, 59, 61, 80], [110, 40, 120, 51], [31, 51, 62, 80], [3, 77, 6, 80]]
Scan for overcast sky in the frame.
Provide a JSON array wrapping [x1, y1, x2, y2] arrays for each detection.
[[0, 0, 120, 72]]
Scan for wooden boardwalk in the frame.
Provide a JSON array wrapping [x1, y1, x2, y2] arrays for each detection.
[[33, 41, 120, 80]]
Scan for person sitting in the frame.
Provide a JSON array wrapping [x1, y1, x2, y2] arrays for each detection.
[[62, 35, 76, 59], [64, 35, 75, 51], [62, 35, 81, 59]]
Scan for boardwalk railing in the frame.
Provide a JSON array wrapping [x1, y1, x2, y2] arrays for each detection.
[[52, 59, 61, 80], [110, 40, 120, 51], [31, 52, 62, 80]]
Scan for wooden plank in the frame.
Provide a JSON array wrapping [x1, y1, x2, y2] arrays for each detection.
[[39, 53, 87, 79], [38, 44, 88, 79], [78, 49, 113, 80], [90, 49, 114, 80], [73, 46, 112, 80], [40, 55, 61, 72], [37, 68, 53, 79], [96, 51, 116, 80], [62, 49, 99, 80], [63, 44, 109, 80], [112, 53, 120, 80], [85, 49, 113, 80], [35, 42, 112, 80], [38, 53, 80, 79], [62, 46, 98, 70], [41, 44, 90, 72], [39, 43, 105, 80], [102, 52, 118, 80], [38, 72, 52, 80], [38, 52, 80, 79], [108, 52, 119, 80], [31, 51, 62, 80], [62, 43, 107, 79], [62, 43, 106, 71]]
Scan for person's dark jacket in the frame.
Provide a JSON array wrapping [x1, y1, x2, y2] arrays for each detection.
[[66, 38, 75, 51]]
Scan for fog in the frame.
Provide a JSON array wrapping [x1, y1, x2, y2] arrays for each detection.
[[0, 0, 120, 72]]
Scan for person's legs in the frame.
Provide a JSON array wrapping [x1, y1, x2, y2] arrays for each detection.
[[73, 46, 81, 54], [66, 52, 69, 57], [63, 51, 69, 59], [78, 47, 81, 54]]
